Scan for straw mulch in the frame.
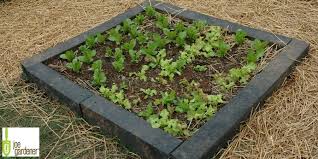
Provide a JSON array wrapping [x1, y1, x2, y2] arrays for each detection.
[[0, 0, 317, 158]]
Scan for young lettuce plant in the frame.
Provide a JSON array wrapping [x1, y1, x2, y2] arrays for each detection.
[[130, 65, 149, 81], [108, 26, 122, 45], [216, 40, 230, 57], [92, 69, 107, 86], [91, 60, 106, 86], [186, 26, 198, 42], [153, 33, 168, 49], [122, 39, 136, 51], [134, 14, 145, 25], [247, 39, 268, 64], [66, 58, 82, 73], [194, 20, 207, 31], [155, 13, 169, 29], [175, 22, 185, 33], [194, 65, 207, 72], [163, 28, 177, 41], [176, 31, 187, 47], [95, 33, 106, 44], [122, 19, 133, 33], [140, 88, 157, 99], [145, 5, 156, 17], [100, 84, 131, 109], [91, 59, 102, 71], [235, 29, 247, 45], [60, 50, 75, 62], [112, 48, 125, 72], [78, 46, 96, 63], [85, 35, 96, 48]]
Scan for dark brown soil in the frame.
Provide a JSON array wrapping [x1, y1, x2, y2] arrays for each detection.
[[45, 13, 279, 139]]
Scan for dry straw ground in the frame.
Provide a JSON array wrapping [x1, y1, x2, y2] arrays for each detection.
[[0, 0, 317, 158]]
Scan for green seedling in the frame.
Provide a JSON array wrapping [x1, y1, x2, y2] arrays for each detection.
[[108, 26, 122, 45], [235, 29, 247, 45], [194, 65, 208, 72], [140, 88, 157, 99], [60, 50, 75, 62], [66, 58, 82, 73]]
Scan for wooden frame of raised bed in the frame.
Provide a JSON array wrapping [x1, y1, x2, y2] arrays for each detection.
[[21, 1, 309, 159]]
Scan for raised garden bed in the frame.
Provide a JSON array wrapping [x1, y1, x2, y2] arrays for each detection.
[[21, 1, 309, 159]]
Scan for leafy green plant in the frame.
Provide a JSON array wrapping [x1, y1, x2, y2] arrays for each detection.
[[186, 26, 198, 41], [216, 40, 230, 57], [129, 24, 139, 38], [234, 29, 247, 45], [66, 58, 82, 73], [153, 33, 168, 48], [122, 39, 136, 51], [112, 48, 125, 72], [147, 109, 187, 136], [122, 19, 133, 33], [78, 48, 96, 63], [194, 65, 207, 72], [85, 35, 96, 48], [138, 103, 154, 118], [95, 33, 106, 44], [136, 33, 148, 44], [134, 14, 145, 25], [194, 20, 207, 31], [176, 31, 187, 47], [155, 13, 169, 29], [100, 84, 131, 109], [160, 90, 176, 106], [140, 88, 157, 99], [175, 22, 185, 33], [141, 42, 158, 58], [130, 65, 149, 81], [247, 39, 268, 64], [60, 50, 75, 62], [145, 5, 156, 17], [92, 69, 107, 86], [163, 28, 177, 41], [105, 47, 113, 57], [129, 50, 140, 63], [91, 59, 102, 71], [108, 26, 122, 45]]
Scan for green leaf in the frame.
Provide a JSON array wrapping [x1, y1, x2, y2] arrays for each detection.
[[108, 28, 122, 45], [78, 49, 96, 63], [163, 28, 177, 40], [122, 19, 133, 33], [175, 22, 185, 33], [176, 31, 187, 47], [194, 20, 207, 31], [91, 60, 102, 71], [129, 50, 140, 63], [138, 103, 154, 118], [60, 50, 75, 62], [122, 39, 136, 51], [216, 40, 230, 57], [95, 33, 106, 44], [105, 47, 113, 57], [145, 5, 156, 17], [155, 14, 169, 29], [159, 109, 169, 119], [92, 69, 107, 86], [66, 58, 82, 73], [186, 26, 198, 41], [134, 14, 145, 25], [194, 65, 207, 72], [235, 29, 247, 45], [85, 35, 96, 48]]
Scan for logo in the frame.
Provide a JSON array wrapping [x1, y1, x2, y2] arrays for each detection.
[[1, 128, 40, 157]]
